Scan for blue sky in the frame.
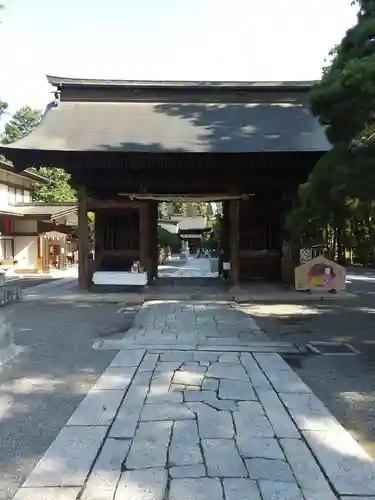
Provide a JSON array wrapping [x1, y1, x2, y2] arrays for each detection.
[[0, 0, 357, 115]]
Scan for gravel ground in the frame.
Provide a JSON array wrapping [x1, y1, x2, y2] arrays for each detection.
[[243, 294, 375, 459], [0, 299, 139, 499]]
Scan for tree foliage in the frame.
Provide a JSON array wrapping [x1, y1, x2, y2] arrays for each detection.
[[2, 106, 42, 144], [32, 167, 77, 202], [1, 106, 77, 202], [286, 1, 375, 265], [311, 1, 375, 144], [163, 201, 214, 218]]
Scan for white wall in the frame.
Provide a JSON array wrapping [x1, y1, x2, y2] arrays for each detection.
[[0, 184, 8, 209], [0, 184, 31, 209], [12, 220, 39, 270], [14, 236, 38, 270]]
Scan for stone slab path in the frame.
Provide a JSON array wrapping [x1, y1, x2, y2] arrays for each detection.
[[158, 256, 218, 278], [13, 301, 375, 500], [93, 301, 300, 354]]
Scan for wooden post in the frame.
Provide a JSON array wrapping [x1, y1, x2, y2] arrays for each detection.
[[78, 185, 89, 290], [139, 201, 150, 279], [149, 201, 159, 280], [229, 198, 240, 285]]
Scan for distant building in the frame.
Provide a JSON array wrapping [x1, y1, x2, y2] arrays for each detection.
[[0, 160, 77, 274], [169, 216, 212, 252]]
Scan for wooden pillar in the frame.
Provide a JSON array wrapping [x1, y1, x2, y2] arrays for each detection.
[[229, 198, 240, 285], [78, 185, 89, 290], [139, 201, 150, 279], [149, 201, 158, 279]]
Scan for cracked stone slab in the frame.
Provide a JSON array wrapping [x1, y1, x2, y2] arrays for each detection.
[[187, 402, 234, 438], [253, 353, 295, 372], [155, 361, 182, 372], [147, 390, 183, 403], [65, 389, 125, 426], [278, 392, 343, 432], [23, 426, 107, 487], [169, 478, 223, 500], [302, 428, 375, 496], [202, 438, 248, 477], [245, 458, 295, 482], [169, 464, 206, 478], [140, 402, 195, 421], [180, 361, 200, 369], [115, 468, 167, 500], [12, 489, 81, 500], [256, 390, 300, 439], [265, 369, 312, 394], [206, 362, 249, 381], [173, 370, 205, 386], [91, 366, 137, 391], [280, 438, 336, 500], [218, 379, 257, 400], [234, 402, 275, 439], [258, 480, 304, 500], [169, 420, 203, 466], [110, 349, 146, 367], [109, 372, 152, 439], [202, 378, 219, 391], [169, 384, 186, 392], [160, 351, 194, 362], [223, 478, 262, 500], [147, 372, 174, 401], [183, 390, 238, 411], [240, 353, 263, 373], [81, 438, 130, 500], [237, 437, 285, 460], [138, 353, 159, 371], [218, 353, 239, 362], [126, 421, 172, 469], [193, 352, 219, 362]]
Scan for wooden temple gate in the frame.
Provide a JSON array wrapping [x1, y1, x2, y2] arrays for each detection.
[[0, 76, 330, 290]]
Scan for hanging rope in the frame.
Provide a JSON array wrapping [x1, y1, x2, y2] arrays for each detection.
[[118, 193, 254, 202]]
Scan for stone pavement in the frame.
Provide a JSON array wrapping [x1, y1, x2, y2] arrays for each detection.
[[12, 301, 375, 500], [158, 256, 218, 278]]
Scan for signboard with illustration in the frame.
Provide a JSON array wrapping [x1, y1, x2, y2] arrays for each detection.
[[294, 256, 346, 292]]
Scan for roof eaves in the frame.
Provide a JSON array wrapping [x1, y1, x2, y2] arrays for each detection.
[[0, 208, 24, 217], [51, 206, 78, 219], [47, 75, 317, 91], [0, 159, 51, 184]]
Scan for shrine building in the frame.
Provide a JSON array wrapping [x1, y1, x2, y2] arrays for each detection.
[[0, 76, 330, 290]]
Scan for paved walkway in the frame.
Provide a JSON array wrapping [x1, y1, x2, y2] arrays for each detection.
[[12, 301, 375, 500], [158, 256, 218, 278]]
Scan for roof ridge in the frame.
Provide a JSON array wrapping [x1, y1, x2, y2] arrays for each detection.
[[47, 75, 317, 90]]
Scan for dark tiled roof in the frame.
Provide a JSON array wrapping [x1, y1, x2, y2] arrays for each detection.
[[47, 75, 317, 89], [0, 79, 330, 155]]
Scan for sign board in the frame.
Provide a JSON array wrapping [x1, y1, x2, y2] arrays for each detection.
[[223, 262, 231, 271], [294, 256, 346, 292]]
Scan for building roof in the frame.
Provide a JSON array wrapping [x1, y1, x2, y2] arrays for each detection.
[[0, 159, 51, 184], [171, 216, 207, 231], [11, 202, 77, 222], [0, 77, 330, 161], [47, 75, 317, 90]]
